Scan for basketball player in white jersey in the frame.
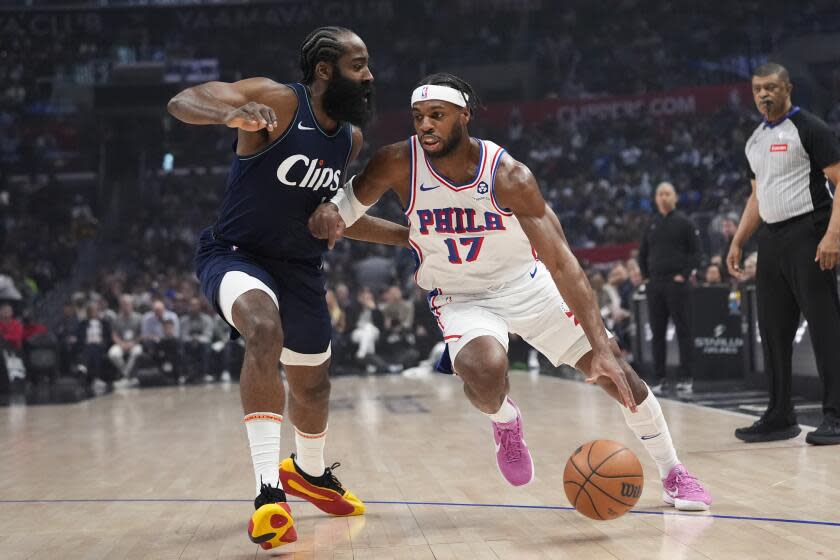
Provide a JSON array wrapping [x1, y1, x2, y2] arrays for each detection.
[[310, 73, 712, 511]]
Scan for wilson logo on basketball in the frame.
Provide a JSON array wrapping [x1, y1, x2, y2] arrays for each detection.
[[620, 483, 642, 499], [770, 144, 788, 152]]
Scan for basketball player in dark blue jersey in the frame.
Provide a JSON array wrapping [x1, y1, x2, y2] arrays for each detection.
[[167, 27, 406, 549]]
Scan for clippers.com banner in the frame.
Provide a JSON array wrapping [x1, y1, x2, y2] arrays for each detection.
[[374, 82, 753, 137], [485, 83, 753, 123]]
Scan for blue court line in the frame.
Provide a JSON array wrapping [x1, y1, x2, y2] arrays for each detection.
[[1, 498, 838, 528]]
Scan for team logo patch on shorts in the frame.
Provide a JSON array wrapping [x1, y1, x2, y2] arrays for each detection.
[[770, 144, 788, 152]]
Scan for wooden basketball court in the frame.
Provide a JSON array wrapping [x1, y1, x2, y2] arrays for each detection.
[[2, 372, 839, 559]]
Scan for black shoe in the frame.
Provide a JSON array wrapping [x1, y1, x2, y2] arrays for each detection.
[[805, 416, 840, 445], [735, 415, 801, 443], [254, 481, 287, 510]]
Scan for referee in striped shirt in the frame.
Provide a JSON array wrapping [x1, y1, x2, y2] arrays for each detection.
[[727, 63, 840, 445]]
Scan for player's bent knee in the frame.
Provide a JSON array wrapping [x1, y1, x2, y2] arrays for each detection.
[[457, 354, 508, 398], [291, 374, 331, 407], [244, 317, 284, 353]]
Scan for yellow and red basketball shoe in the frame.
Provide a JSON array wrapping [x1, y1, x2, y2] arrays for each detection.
[[280, 454, 365, 516], [248, 483, 297, 550]]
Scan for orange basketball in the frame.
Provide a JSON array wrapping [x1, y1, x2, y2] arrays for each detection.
[[563, 439, 644, 520]]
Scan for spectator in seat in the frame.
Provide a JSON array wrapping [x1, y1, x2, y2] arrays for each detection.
[[626, 258, 644, 292], [21, 308, 47, 343], [379, 285, 418, 370], [141, 299, 180, 345], [56, 302, 80, 374], [144, 317, 182, 383], [0, 302, 23, 350], [180, 297, 213, 382], [589, 271, 625, 329], [608, 264, 635, 312], [349, 287, 385, 372], [0, 270, 22, 303], [108, 294, 143, 381], [703, 264, 725, 286], [75, 302, 113, 387]]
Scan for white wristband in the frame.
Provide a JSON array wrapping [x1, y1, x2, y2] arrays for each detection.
[[330, 175, 371, 227]]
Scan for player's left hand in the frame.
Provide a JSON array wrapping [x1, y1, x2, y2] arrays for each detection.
[[308, 202, 345, 249], [815, 230, 840, 271], [585, 350, 637, 412]]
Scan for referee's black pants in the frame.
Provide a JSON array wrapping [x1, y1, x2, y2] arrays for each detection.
[[646, 278, 693, 383], [757, 209, 840, 421]]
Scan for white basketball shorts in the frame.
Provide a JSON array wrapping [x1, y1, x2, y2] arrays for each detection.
[[428, 261, 612, 370]]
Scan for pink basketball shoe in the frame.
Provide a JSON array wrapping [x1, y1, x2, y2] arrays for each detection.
[[662, 464, 712, 511], [492, 398, 534, 486]]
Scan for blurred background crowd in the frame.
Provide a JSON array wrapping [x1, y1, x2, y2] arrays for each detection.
[[2, 0, 839, 397]]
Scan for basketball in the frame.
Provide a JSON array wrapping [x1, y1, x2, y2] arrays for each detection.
[[563, 440, 644, 520]]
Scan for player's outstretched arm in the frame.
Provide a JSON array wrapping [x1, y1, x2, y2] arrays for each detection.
[[494, 156, 637, 410], [166, 77, 290, 132], [344, 216, 409, 248], [309, 142, 411, 248]]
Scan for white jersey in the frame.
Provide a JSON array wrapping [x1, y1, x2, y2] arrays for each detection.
[[405, 136, 537, 293]]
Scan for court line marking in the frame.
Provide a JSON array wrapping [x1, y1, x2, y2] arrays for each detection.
[[1, 498, 838, 527]]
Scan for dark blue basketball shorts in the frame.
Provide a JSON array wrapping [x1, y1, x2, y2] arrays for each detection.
[[195, 227, 331, 365]]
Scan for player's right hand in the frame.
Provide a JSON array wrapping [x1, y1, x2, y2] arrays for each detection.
[[308, 202, 346, 250], [726, 242, 743, 279], [585, 350, 637, 412], [224, 102, 278, 132]]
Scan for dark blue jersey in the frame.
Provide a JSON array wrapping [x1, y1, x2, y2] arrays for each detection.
[[212, 82, 353, 261]]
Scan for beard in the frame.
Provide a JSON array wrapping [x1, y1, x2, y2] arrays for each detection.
[[425, 124, 463, 159], [322, 67, 375, 128]]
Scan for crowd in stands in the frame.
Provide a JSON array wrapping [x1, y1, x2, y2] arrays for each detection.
[[2, 1, 838, 396], [4, 1, 840, 176]]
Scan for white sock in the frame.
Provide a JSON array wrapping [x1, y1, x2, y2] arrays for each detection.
[[294, 425, 327, 476], [485, 397, 517, 424], [620, 386, 680, 478], [244, 412, 283, 496]]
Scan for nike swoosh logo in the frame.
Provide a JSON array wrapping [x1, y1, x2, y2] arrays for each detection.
[[640, 433, 661, 440], [297, 121, 315, 131], [529, 267, 538, 278], [419, 184, 440, 191]]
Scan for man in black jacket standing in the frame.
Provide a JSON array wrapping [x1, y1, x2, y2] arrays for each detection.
[[639, 182, 702, 396]]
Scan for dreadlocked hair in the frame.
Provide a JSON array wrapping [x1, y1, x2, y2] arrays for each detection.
[[299, 26, 354, 85], [417, 73, 482, 116]]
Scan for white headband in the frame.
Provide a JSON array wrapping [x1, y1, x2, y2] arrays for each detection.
[[411, 84, 469, 108]]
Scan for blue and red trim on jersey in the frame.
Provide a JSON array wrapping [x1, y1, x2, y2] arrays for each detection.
[[488, 148, 513, 216], [422, 139, 487, 192], [405, 137, 419, 216], [426, 288, 447, 333], [408, 237, 424, 284]]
